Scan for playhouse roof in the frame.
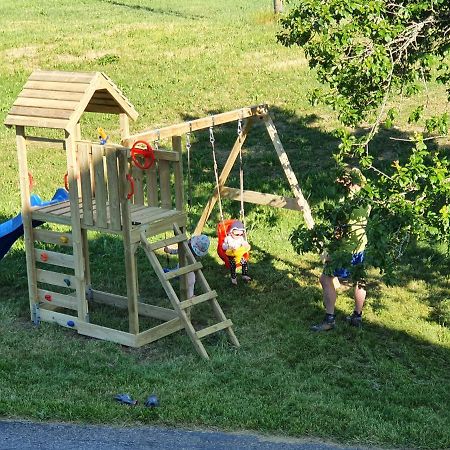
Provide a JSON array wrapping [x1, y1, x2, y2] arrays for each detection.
[[4, 70, 138, 131]]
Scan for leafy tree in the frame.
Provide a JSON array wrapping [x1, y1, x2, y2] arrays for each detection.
[[277, 0, 450, 280]]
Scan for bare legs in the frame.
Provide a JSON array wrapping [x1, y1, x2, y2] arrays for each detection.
[[313, 274, 366, 331]]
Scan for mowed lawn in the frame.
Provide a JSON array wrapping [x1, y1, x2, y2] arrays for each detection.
[[0, 1, 449, 449]]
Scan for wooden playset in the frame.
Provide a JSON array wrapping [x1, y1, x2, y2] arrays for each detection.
[[4, 70, 313, 359]]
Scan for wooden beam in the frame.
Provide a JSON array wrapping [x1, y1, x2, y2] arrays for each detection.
[[221, 187, 304, 211], [263, 115, 315, 229], [123, 104, 267, 146]]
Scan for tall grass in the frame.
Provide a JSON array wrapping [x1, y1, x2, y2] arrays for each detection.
[[0, 1, 449, 449]]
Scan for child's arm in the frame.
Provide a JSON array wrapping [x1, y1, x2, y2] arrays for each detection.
[[164, 246, 178, 255]]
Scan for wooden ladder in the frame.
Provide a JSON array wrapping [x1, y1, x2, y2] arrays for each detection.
[[32, 228, 79, 315], [140, 224, 240, 359]]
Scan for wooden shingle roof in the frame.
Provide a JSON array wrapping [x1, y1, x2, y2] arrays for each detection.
[[4, 70, 138, 131]]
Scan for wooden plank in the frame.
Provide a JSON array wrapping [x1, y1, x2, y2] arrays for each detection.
[[15, 126, 38, 322], [32, 199, 71, 215], [196, 319, 233, 339], [131, 165, 144, 205], [65, 130, 88, 322], [146, 162, 159, 206], [92, 145, 108, 228], [36, 269, 75, 288], [179, 290, 218, 310], [87, 97, 120, 107], [29, 71, 95, 83], [34, 248, 75, 269], [78, 142, 94, 226], [84, 104, 122, 114], [90, 289, 178, 321], [131, 207, 179, 225], [158, 160, 171, 209], [77, 322, 137, 347], [221, 187, 304, 211], [37, 288, 77, 310], [31, 211, 72, 225], [14, 97, 79, 110], [263, 115, 315, 229], [135, 318, 185, 347], [9, 106, 73, 120], [19, 89, 85, 101], [172, 136, 184, 211], [33, 229, 73, 247], [4, 114, 68, 129], [164, 262, 203, 281], [24, 135, 66, 145], [124, 104, 268, 146], [105, 148, 121, 230], [24, 80, 88, 93], [118, 150, 139, 334], [136, 213, 187, 238], [146, 233, 187, 251], [39, 309, 80, 329]]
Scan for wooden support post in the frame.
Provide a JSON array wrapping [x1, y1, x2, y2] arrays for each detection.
[[65, 130, 88, 321], [15, 126, 38, 321], [263, 115, 315, 229], [119, 113, 130, 143], [118, 150, 139, 334], [172, 135, 188, 302], [194, 117, 254, 235]]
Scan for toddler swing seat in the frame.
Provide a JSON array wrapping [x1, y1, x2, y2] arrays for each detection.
[[216, 219, 249, 269]]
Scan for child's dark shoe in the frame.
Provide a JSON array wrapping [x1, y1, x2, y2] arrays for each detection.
[[311, 314, 336, 332]]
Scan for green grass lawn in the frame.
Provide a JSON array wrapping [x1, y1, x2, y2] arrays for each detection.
[[0, 1, 449, 449]]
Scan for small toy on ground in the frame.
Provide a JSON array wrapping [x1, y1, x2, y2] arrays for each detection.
[[144, 394, 160, 408], [114, 393, 138, 406]]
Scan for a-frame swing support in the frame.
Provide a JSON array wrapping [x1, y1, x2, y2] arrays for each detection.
[[124, 104, 314, 235]]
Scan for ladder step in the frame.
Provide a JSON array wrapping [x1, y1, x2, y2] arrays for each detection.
[[34, 248, 74, 269], [37, 288, 77, 310], [146, 233, 188, 251], [33, 229, 73, 246], [164, 261, 203, 280], [196, 319, 233, 339], [179, 290, 218, 309], [36, 269, 75, 289]]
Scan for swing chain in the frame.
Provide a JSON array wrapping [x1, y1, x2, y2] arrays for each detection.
[[154, 129, 160, 150], [237, 119, 243, 138], [209, 124, 224, 223]]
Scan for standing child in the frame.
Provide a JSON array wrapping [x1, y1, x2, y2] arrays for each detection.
[[164, 234, 210, 298], [311, 167, 371, 331], [222, 220, 251, 285]]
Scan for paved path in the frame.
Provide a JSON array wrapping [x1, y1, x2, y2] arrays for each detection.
[[0, 420, 380, 450]]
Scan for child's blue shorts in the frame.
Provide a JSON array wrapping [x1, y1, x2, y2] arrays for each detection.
[[333, 252, 365, 279]]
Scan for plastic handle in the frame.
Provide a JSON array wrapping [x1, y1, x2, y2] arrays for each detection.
[[126, 174, 135, 200]]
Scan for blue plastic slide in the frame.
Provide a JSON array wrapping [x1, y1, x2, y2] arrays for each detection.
[[0, 188, 69, 261]]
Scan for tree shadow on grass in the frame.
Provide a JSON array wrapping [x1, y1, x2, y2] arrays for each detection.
[[100, 0, 204, 20]]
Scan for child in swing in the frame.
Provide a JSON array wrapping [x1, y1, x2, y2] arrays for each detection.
[[164, 234, 210, 298], [222, 220, 252, 285]]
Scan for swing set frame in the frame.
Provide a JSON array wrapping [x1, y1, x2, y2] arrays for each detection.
[[124, 104, 314, 235]]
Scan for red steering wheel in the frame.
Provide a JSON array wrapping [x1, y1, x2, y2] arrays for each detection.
[[131, 140, 155, 170]]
